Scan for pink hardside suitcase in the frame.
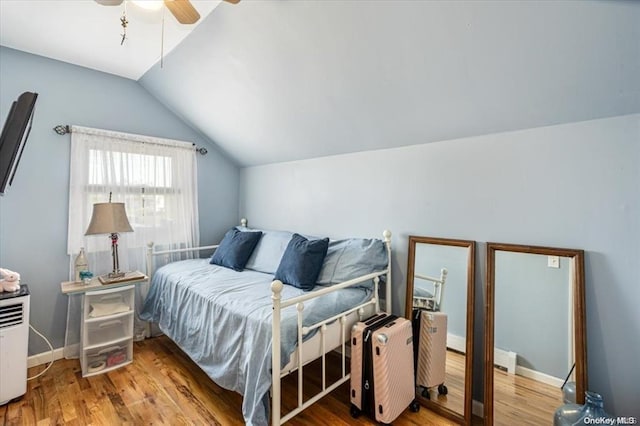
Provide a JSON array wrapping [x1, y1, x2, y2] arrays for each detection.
[[350, 313, 419, 423], [413, 309, 448, 399]]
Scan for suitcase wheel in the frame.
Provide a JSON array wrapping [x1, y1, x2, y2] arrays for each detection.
[[410, 400, 420, 412], [438, 384, 448, 395], [350, 404, 361, 418], [421, 387, 430, 399]]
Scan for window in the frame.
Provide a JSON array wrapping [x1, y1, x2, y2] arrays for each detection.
[[86, 149, 181, 244], [67, 126, 199, 264]]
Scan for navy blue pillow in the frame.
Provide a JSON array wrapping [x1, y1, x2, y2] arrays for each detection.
[[210, 228, 263, 271], [274, 233, 329, 291]]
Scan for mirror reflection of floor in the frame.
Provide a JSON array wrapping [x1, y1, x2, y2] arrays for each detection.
[[422, 349, 465, 415], [493, 367, 563, 426]]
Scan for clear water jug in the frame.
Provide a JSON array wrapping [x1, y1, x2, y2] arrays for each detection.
[[553, 391, 615, 426]]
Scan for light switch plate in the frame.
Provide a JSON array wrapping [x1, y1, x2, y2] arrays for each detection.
[[548, 256, 560, 268]]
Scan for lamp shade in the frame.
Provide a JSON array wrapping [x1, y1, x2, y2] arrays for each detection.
[[85, 202, 133, 235]]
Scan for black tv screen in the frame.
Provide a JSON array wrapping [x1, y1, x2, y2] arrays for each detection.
[[0, 91, 38, 195]]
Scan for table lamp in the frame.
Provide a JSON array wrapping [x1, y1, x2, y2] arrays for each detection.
[[85, 194, 133, 284]]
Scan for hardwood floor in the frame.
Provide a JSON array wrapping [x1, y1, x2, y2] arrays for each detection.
[[2, 336, 563, 425], [492, 367, 563, 426], [2, 336, 457, 425], [420, 350, 466, 415]]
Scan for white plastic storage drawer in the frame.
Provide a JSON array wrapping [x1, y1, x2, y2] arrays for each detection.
[[84, 314, 134, 348], [82, 340, 133, 377], [84, 285, 134, 320]]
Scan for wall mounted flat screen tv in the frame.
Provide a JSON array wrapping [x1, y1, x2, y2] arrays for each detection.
[[0, 91, 38, 195]]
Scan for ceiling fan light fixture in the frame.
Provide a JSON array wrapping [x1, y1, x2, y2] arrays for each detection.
[[131, 0, 164, 11]]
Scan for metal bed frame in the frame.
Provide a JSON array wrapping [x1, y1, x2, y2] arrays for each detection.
[[146, 219, 392, 425], [412, 268, 448, 312]]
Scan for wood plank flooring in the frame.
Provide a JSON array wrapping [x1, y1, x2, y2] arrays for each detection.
[[2, 336, 563, 425], [2, 336, 457, 425], [420, 350, 466, 416], [492, 367, 563, 426]]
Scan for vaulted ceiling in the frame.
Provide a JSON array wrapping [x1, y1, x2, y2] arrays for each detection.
[[2, 1, 639, 167]]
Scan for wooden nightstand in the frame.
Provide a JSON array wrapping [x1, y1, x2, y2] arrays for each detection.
[[61, 272, 148, 377]]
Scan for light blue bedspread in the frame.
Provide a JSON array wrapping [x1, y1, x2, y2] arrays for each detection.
[[139, 259, 373, 425]]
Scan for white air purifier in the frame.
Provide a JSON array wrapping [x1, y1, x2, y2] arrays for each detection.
[[0, 285, 30, 405]]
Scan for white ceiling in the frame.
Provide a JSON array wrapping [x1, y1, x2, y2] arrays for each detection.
[[0, 0, 222, 80], [1, 1, 639, 167]]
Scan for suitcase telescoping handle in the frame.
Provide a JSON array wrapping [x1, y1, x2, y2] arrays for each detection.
[[361, 314, 397, 418], [412, 308, 421, 379]]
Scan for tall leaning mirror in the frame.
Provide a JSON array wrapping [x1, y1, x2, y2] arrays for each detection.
[[406, 236, 475, 425], [484, 243, 587, 425]]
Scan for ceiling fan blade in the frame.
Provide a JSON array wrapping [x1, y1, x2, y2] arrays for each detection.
[[94, 0, 124, 5], [164, 0, 200, 25], [223, 0, 241, 4]]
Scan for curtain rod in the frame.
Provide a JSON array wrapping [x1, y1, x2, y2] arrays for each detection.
[[53, 124, 208, 155]]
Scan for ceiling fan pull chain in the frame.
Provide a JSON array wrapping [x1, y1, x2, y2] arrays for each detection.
[[160, 5, 165, 68], [120, 1, 128, 45]]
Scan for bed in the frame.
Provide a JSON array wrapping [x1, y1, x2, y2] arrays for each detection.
[[140, 220, 392, 425]]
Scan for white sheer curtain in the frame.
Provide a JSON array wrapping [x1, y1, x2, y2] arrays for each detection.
[[64, 125, 199, 357]]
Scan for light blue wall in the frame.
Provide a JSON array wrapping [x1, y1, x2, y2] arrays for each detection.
[[239, 114, 640, 416], [494, 252, 570, 379], [0, 47, 240, 354], [414, 243, 468, 339]]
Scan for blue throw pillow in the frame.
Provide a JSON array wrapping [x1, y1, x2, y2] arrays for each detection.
[[274, 233, 329, 291], [210, 228, 263, 271]]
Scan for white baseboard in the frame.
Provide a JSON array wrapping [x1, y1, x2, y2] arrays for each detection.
[[472, 399, 484, 417], [494, 348, 517, 374], [27, 347, 65, 368], [516, 365, 564, 388], [446, 333, 466, 353]]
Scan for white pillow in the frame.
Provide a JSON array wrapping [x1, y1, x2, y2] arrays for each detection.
[[239, 227, 294, 274]]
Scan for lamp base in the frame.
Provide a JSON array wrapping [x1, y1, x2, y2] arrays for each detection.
[[98, 271, 145, 285], [108, 271, 126, 279]]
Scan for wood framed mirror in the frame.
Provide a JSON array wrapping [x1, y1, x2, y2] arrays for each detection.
[[484, 243, 587, 425], [406, 236, 475, 425]]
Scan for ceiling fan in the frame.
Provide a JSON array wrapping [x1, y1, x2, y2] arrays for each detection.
[[95, 0, 240, 25]]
